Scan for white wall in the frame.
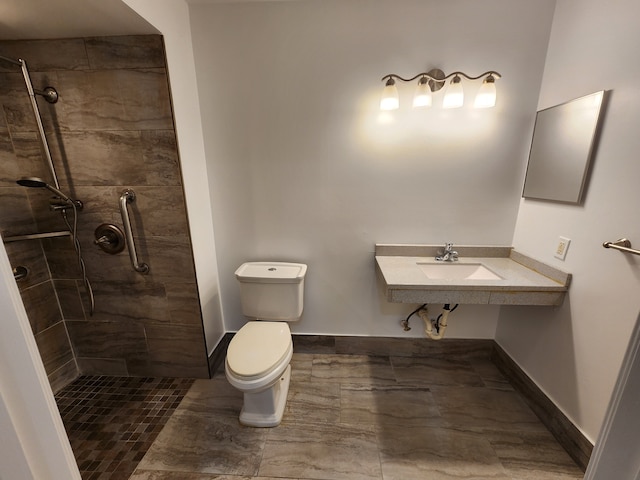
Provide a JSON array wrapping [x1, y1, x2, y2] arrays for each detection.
[[189, 0, 556, 336], [585, 312, 640, 479], [0, 244, 80, 479], [496, 0, 640, 442], [122, 0, 226, 356]]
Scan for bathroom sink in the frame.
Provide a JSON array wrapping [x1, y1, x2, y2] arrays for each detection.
[[375, 245, 571, 306], [417, 262, 503, 280]]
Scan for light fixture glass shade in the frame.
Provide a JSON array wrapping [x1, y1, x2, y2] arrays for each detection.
[[380, 78, 399, 110], [443, 76, 464, 109], [412, 77, 432, 108], [474, 76, 497, 108]]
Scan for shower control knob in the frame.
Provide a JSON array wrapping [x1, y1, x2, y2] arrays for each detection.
[[95, 235, 112, 245], [94, 223, 126, 254]]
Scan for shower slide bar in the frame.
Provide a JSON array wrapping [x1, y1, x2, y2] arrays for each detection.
[[16, 57, 61, 187], [1, 55, 60, 186], [119, 189, 149, 274], [603, 238, 640, 256], [3, 54, 95, 314], [21, 59, 60, 188], [2, 231, 72, 243]]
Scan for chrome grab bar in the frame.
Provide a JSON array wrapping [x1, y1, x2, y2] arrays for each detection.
[[603, 238, 640, 256], [119, 189, 149, 274]]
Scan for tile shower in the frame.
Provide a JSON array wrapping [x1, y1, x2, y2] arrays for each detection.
[[0, 35, 210, 393]]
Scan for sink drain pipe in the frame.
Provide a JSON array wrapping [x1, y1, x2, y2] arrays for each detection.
[[402, 304, 458, 340]]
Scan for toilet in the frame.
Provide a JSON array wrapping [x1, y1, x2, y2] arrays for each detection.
[[225, 261, 307, 427]]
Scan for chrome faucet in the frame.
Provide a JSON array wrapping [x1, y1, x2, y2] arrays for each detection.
[[436, 242, 458, 262]]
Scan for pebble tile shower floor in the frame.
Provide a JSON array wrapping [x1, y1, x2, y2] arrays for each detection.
[[55, 376, 194, 480]]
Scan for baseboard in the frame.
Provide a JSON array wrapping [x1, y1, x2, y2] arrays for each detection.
[[491, 342, 593, 471], [292, 334, 494, 358]]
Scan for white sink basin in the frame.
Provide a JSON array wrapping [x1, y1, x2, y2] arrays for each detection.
[[417, 262, 503, 280]]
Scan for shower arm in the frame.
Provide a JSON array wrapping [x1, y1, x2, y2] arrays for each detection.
[[0, 54, 21, 66], [19, 58, 61, 189]]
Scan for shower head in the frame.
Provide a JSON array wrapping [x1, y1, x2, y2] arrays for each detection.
[[17, 176, 71, 202], [17, 176, 47, 188]]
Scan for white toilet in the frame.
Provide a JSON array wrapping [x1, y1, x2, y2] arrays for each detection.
[[225, 261, 307, 427]]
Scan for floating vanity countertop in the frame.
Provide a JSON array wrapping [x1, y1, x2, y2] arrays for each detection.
[[375, 244, 571, 306]]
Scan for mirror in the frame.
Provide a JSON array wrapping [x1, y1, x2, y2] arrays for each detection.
[[522, 90, 607, 204]]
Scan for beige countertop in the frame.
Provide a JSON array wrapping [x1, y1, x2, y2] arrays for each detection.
[[375, 244, 571, 306]]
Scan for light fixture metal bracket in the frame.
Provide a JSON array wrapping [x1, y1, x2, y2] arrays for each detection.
[[381, 69, 501, 85], [425, 68, 445, 92]]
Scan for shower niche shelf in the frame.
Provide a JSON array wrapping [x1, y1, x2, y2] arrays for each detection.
[[2, 230, 71, 243]]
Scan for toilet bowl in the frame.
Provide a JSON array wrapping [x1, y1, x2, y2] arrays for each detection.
[[225, 321, 293, 427], [225, 261, 307, 427]]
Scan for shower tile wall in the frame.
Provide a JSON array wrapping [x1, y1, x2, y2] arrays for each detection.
[[0, 85, 75, 391], [0, 36, 209, 391]]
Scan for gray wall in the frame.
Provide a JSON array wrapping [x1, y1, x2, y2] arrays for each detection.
[[0, 35, 209, 389]]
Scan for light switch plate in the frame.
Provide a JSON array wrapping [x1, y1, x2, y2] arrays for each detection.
[[554, 236, 571, 260]]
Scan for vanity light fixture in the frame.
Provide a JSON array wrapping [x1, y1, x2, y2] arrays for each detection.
[[380, 77, 400, 110], [442, 75, 464, 109], [412, 76, 433, 108], [473, 74, 498, 108], [380, 68, 501, 110]]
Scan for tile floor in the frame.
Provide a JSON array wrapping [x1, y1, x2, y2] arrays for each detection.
[[127, 348, 584, 480], [55, 376, 194, 480]]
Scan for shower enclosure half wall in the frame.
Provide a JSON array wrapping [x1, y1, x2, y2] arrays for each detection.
[[0, 35, 209, 392]]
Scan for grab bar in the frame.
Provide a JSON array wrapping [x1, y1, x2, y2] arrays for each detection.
[[603, 238, 640, 256], [119, 189, 149, 274]]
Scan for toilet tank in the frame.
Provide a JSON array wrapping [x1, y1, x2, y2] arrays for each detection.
[[235, 262, 307, 321]]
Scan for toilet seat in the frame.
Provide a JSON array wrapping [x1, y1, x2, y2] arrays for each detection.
[[226, 321, 292, 380]]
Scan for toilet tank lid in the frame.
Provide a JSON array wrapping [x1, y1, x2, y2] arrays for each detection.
[[235, 262, 307, 283]]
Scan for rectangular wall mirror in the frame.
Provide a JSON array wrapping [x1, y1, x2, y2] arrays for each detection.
[[522, 90, 607, 204]]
